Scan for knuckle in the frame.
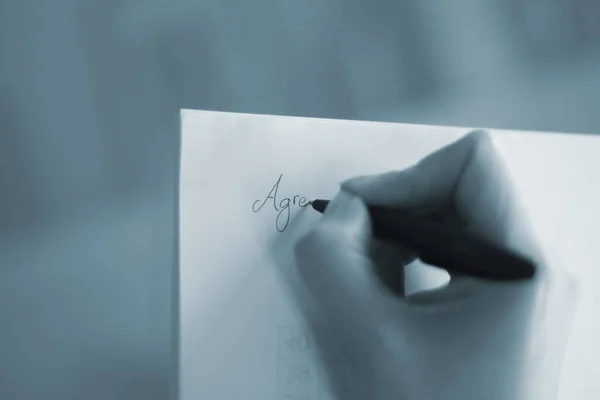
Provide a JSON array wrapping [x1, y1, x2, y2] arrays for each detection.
[[467, 129, 493, 145], [469, 129, 496, 154]]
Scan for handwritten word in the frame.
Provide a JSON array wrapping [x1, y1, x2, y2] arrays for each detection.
[[252, 174, 309, 232]]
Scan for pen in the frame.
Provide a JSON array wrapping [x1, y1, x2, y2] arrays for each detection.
[[308, 199, 536, 281]]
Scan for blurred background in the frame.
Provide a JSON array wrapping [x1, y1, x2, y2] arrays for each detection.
[[1, 0, 599, 398]]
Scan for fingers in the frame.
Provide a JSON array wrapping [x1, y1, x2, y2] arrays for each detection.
[[341, 130, 542, 262], [294, 190, 385, 359], [340, 130, 490, 211]]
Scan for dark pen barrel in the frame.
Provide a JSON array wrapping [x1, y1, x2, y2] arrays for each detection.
[[309, 199, 535, 281]]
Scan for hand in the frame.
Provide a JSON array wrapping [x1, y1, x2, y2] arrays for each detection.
[[293, 130, 578, 400]]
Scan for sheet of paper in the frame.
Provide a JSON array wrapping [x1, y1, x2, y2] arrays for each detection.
[[177, 110, 466, 399], [177, 110, 600, 400]]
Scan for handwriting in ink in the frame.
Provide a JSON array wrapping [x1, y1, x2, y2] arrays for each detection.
[[252, 174, 309, 232]]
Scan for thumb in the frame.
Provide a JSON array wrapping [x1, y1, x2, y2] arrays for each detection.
[[295, 190, 374, 309], [294, 190, 385, 355]]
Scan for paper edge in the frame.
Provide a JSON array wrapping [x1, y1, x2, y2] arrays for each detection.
[[178, 108, 596, 139], [172, 110, 184, 400]]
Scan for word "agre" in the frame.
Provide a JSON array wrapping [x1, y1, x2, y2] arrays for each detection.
[[252, 174, 309, 232]]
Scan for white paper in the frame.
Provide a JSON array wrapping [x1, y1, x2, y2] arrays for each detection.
[[177, 110, 600, 400]]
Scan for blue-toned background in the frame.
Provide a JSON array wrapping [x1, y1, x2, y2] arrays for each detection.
[[1, 1, 599, 398]]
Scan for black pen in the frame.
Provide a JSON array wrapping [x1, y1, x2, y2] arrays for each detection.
[[308, 199, 536, 281]]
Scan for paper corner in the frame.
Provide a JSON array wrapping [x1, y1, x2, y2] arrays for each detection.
[[180, 108, 194, 122]]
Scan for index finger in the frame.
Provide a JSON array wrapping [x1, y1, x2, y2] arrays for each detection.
[[341, 130, 544, 265]]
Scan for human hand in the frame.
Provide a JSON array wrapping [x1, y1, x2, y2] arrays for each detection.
[[294, 130, 578, 400]]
